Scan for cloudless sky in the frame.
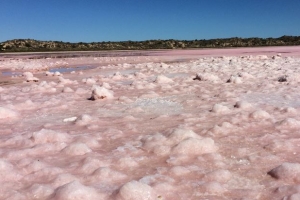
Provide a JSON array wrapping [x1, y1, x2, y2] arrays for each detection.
[[1, 0, 300, 42]]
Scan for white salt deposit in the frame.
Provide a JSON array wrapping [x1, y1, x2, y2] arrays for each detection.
[[268, 162, 300, 182], [0, 107, 18, 119], [116, 181, 156, 200], [90, 85, 114, 100], [0, 47, 300, 199]]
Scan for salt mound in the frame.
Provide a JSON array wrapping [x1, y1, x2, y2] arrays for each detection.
[[82, 77, 97, 85], [268, 162, 300, 182], [172, 137, 218, 155], [62, 87, 74, 93], [0, 107, 18, 119], [167, 128, 201, 145], [249, 110, 271, 120], [53, 181, 100, 200], [26, 184, 54, 199], [285, 193, 300, 200], [92, 167, 127, 182], [234, 101, 252, 109], [154, 75, 173, 84], [116, 180, 156, 200], [211, 104, 230, 114], [194, 73, 220, 82], [62, 143, 92, 156], [204, 169, 232, 183], [169, 166, 190, 176], [276, 118, 300, 129], [89, 85, 114, 100], [23, 72, 39, 82], [201, 181, 226, 194], [227, 75, 242, 84], [75, 114, 92, 126], [31, 129, 70, 144]]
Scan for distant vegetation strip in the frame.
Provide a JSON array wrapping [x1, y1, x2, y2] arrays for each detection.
[[1, 35, 299, 52]]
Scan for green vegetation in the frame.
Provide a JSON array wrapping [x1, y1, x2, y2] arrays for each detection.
[[0, 36, 299, 52]]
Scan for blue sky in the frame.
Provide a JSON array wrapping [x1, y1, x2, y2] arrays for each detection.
[[1, 0, 299, 42]]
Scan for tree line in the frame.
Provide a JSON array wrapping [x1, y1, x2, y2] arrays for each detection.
[[0, 35, 299, 52]]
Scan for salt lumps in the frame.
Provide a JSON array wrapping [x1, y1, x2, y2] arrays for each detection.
[[249, 110, 271, 120], [276, 118, 300, 129], [0, 107, 18, 119], [211, 104, 230, 114], [268, 162, 300, 182], [167, 128, 201, 145], [31, 129, 70, 144], [234, 101, 252, 110], [194, 73, 220, 82], [23, 72, 39, 82], [204, 169, 232, 183], [53, 181, 100, 200], [172, 137, 218, 155], [116, 180, 157, 200], [227, 75, 242, 84], [62, 143, 92, 156], [89, 85, 114, 100], [154, 75, 173, 84]]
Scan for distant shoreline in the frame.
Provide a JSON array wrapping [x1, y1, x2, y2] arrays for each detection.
[[1, 46, 299, 60], [1, 36, 299, 53]]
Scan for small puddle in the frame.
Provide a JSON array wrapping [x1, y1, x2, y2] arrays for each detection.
[[49, 66, 96, 73], [1, 71, 22, 76]]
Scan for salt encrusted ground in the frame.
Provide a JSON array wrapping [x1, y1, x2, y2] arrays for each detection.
[[0, 47, 300, 199]]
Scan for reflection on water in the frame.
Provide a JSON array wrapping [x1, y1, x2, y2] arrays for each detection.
[[49, 66, 95, 73], [2, 66, 95, 76], [1, 71, 22, 76]]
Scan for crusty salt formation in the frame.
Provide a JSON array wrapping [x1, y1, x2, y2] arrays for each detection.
[[0, 107, 18, 119], [1, 47, 300, 199], [116, 181, 156, 200], [268, 162, 300, 182], [89, 85, 114, 100], [23, 72, 39, 82]]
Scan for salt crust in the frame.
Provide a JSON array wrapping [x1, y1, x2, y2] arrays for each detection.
[[268, 162, 300, 182], [154, 75, 173, 84], [53, 181, 100, 200], [116, 180, 156, 200], [0, 107, 18, 119], [90, 85, 114, 100], [62, 143, 92, 156]]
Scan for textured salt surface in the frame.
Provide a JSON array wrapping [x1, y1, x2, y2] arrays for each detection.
[[0, 47, 300, 199]]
